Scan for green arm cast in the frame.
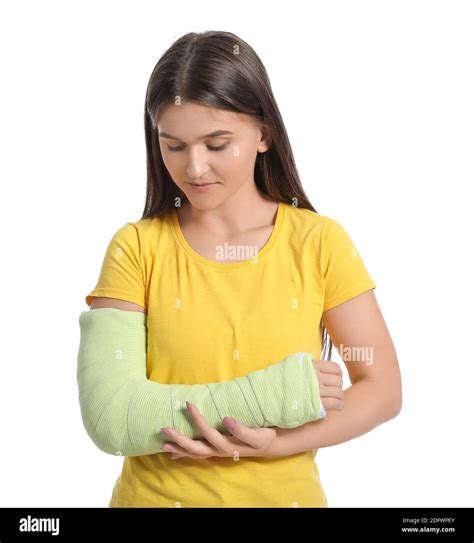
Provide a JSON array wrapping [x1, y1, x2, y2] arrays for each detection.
[[77, 307, 326, 457]]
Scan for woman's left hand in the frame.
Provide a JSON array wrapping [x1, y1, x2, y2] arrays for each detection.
[[160, 401, 278, 460]]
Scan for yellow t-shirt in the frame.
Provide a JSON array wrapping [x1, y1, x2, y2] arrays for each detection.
[[85, 201, 376, 508]]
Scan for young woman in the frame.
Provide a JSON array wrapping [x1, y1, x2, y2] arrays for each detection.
[[85, 31, 402, 507]]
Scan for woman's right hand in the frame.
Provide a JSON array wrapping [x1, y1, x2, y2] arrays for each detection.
[[312, 359, 344, 411]]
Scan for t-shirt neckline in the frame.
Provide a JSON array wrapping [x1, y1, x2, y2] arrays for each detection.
[[170, 201, 285, 270]]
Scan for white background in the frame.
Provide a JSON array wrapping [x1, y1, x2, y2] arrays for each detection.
[[0, 0, 472, 508]]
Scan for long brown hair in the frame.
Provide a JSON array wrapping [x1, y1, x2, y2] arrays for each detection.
[[141, 30, 333, 361]]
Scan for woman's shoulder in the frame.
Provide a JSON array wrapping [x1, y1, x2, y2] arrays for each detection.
[[126, 211, 172, 239], [106, 212, 173, 262], [283, 203, 359, 253], [282, 201, 333, 233]]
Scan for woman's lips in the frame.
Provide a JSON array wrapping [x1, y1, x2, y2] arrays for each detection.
[[186, 182, 218, 191]]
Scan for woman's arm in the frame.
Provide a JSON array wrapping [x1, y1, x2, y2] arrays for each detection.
[[77, 302, 328, 457], [267, 290, 402, 457]]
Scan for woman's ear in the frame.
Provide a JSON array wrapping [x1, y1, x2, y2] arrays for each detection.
[[257, 122, 272, 153]]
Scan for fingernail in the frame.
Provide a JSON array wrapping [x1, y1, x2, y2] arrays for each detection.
[[186, 401, 193, 410], [161, 428, 172, 436], [223, 417, 237, 430]]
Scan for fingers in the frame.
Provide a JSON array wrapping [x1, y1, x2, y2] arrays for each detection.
[[185, 402, 235, 455], [162, 442, 207, 459], [313, 359, 343, 376], [320, 385, 344, 400], [321, 396, 344, 411], [161, 429, 216, 456], [320, 381, 344, 411], [223, 418, 273, 450], [318, 373, 343, 388], [315, 358, 344, 411], [161, 402, 275, 460]]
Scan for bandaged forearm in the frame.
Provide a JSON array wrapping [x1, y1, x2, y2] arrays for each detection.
[[77, 308, 326, 457]]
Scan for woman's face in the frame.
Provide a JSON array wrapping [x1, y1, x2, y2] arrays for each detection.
[[157, 101, 268, 209]]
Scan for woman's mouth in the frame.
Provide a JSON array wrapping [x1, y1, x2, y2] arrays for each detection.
[[186, 182, 218, 191]]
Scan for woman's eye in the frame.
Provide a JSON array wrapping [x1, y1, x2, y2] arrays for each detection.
[[166, 144, 227, 152]]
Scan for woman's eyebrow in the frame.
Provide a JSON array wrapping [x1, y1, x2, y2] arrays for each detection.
[[158, 130, 234, 140]]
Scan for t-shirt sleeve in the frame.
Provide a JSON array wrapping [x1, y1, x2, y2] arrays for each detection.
[[85, 223, 146, 309], [321, 217, 376, 312]]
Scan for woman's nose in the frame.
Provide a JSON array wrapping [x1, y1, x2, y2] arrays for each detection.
[[185, 147, 209, 178]]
